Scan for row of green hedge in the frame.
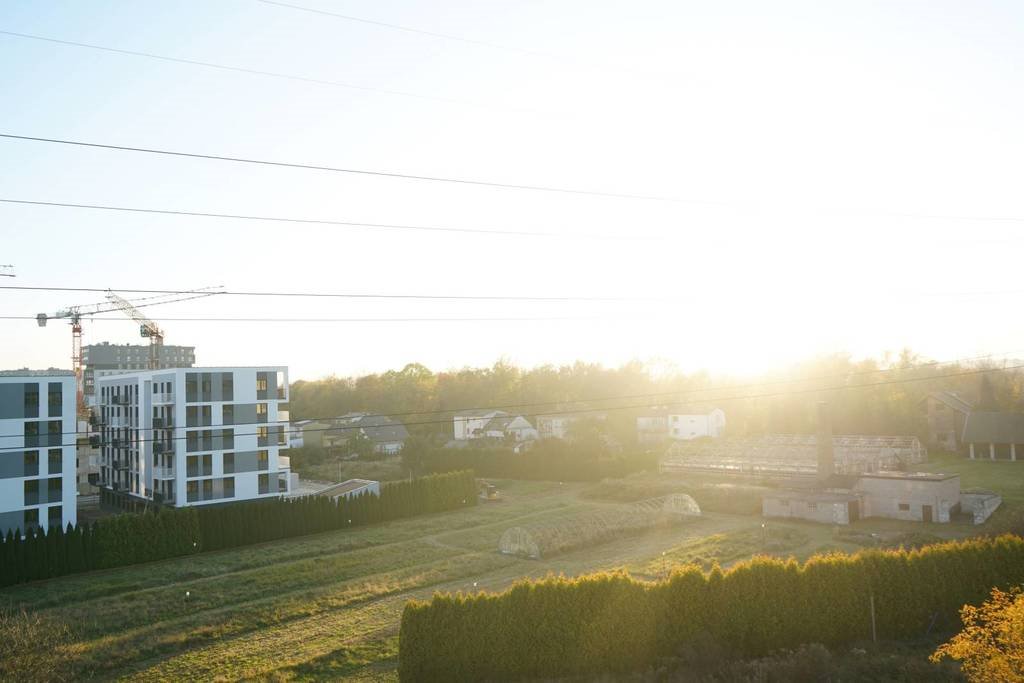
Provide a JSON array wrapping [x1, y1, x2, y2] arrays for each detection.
[[199, 470, 478, 552], [399, 534, 1024, 681], [0, 470, 476, 587]]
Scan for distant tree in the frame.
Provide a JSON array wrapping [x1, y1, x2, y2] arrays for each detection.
[[931, 587, 1024, 682], [978, 375, 999, 411]]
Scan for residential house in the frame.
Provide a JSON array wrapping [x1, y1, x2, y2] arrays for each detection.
[[325, 413, 409, 455], [480, 415, 538, 441], [636, 412, 669, 444], [289, 419, 330, 449], [536, 412, 606, 440], [453, 409, 509, 440]]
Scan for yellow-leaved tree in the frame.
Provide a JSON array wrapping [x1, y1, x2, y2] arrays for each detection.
[[931, 588, 1024, 683]]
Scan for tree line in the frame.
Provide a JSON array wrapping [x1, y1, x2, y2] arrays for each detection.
[[291, 354, 1024, 444], [399, 534, 1024, 681], [0, 470, 476, 588]]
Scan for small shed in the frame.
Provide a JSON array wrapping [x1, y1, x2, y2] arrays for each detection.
[[317, 478, 380, 501], [762, 490, 861, 525]]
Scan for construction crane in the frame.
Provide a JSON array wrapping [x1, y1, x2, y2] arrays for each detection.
[[36, 287, 222, 413], [105, 291, 168, 371]]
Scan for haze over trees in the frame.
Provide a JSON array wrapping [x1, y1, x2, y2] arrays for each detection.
[[291, 352, 1024, 440]]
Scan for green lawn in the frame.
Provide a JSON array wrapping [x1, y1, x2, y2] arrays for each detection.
[[1, 458, 1019, 680]]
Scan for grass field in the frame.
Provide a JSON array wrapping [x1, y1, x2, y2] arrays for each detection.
[[1, 454, 1018, 681]]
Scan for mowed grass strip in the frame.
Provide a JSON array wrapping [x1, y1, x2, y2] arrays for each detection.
[[40, 551, 516, 680], [116, 553, 521, 682], [37, 539, 451, 638]]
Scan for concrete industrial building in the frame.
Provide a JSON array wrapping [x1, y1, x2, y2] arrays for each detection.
[[637, 408, 726, 443], [96, 366, 292, 507], [83, 343, 195, 403], [0, 371, 77, 537]]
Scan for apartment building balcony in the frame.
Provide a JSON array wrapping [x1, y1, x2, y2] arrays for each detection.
[[278, 455, 291, 470], [152, 417, 174, 429], [277, 410, 290, 423], [108, 417, 130, 428], [153, 441, 173, 455], [152, 466, 175, 479], [111, 396, 130, 406], [153, 392, 175, 404]]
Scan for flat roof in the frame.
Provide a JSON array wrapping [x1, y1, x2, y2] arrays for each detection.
[[764, 490, 860, 503], [317, 479, 378, 498], [859, 471, 959, 482], [0, 369, 74, 377]]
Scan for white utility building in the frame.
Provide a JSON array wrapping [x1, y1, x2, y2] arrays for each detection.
[[0, 370, 77, 536], [96, 366, 292, 507], [668, 408, 726, 440]]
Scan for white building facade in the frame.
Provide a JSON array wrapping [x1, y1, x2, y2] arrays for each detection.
[[96, 366, 292, 507], [0, 371, 77, 537], [668, 408, 726, 441]]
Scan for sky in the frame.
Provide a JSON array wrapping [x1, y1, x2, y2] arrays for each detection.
[[1, 0, 1023, 381]]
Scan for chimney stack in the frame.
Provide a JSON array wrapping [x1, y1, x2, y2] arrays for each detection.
[[816, 401, 834, 480]]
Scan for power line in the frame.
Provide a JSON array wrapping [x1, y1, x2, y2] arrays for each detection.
[[0, 315, 622, 323], [5, 135, 1021, 224], [254, 0, 653, 78], [2, 355, 1017, 450], [0, 30, 530, 114], [0, 284, 629, 302], [0, 198, 579, 239], [0, 134, 701, 204]]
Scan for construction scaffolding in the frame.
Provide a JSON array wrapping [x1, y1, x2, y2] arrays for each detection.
[[661, 434, 926, 478]]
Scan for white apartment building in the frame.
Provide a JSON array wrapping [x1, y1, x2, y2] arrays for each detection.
[[0, 371, 77, 537], [96, 367, 292, 507]]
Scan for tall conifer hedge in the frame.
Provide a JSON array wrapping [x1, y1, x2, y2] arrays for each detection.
[[398, 534, 1024, 681], [0, 470, 476, 587]]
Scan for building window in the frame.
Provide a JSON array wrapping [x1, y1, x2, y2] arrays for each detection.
[[257, 426, 269, 447], [24, 479, 39, 506], [807, 502, 818, 511], [258, 473, 270, 495], [23, 450, 39, 477], [48, 477, 62, 502], [276, 371, 285, 399], [257, 450, 269, 471], [256, 403, 268, 423], [23, 508, 39, 531], [23, 383, 39, 418], [221, 373, 234, 401], [48, 449, 62, 475], [898, 503, 910, 512], [256, 373, 269, 400], [24, 421, 39, 448], [223, 476, 235, 498], [222, 404, 234, 425], [48, 382, 62, 417], [223, 452, 235, 474], [186, 455, 199, 477], [48, 505, 62, 529]]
